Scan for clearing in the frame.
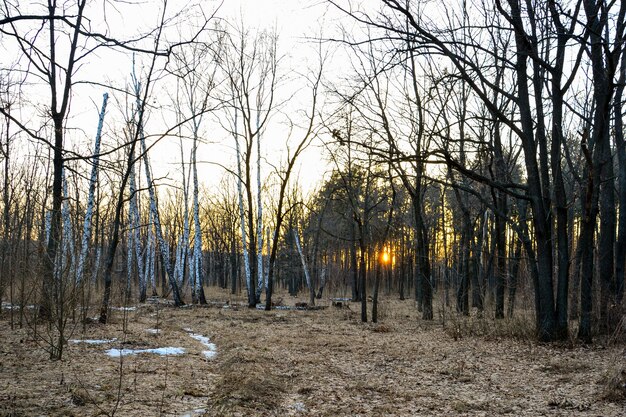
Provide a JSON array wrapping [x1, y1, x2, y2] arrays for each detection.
[[1, 289, 624, 416]]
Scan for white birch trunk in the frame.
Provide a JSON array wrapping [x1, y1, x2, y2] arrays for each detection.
[[192, 121, 203, 302], [319, 267, 326, 290], [188, 240, 195, 297], [137, 105, 183, 304], [255, 113, 264, 300], [234, 108, 252, 300], [144, 209, 156, 295], [45, 211, 51, 248], [91, 244, 101, 283], [141, 138, 172, 280], [126, 163, 134, 297], [293, 228, 311, 289], [76, 93, 108, 285], [175, 140, 191, 291], [126, 209, 133, 296], [130, 72, 183, 303], [174, 234, 184, 287], [128, 156, 145, 300], [61, 169, 75, 281]]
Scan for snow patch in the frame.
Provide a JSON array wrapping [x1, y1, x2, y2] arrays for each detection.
[[111, 306, 137, 311], [188, 333, 211, 346], [184, 329, 217, 359], [292, 402, 307, 412], [179, 408, 206, 417], [70, 338, 117, 345], [145, 328, 161, 334], [105, 347, 185, 357], [2, 302, 35, 310], [202, 350, 217, 359], [256, 304, 309, 311]]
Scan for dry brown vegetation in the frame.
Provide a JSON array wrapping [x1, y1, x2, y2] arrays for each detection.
[[1, 287, 625, 416]]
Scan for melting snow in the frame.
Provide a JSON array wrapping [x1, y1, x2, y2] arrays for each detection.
[[70, 338, 117, 345], [105, 347, 185, 357], [256, 304, 308, 311], [179, 408, 206, 417], [100, 328, 217, 360], [185, 329, 217, 359], [111, 306, 137, 311], [202, 350, 217, 359], [292, 402, 307, 412], [1, 302, 35, 310]]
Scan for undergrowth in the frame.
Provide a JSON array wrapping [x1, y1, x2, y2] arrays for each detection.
[[210, 350, 286, 415], [444, 308, 536, 341]]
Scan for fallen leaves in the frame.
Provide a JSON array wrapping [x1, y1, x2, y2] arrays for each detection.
[[0, 290, 624, 416]]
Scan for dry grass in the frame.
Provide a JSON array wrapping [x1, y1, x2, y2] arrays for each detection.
[[444, 309, 537, 341], [211, 352, 286, 414], [599, 360, 626, 403], [0, 287, 625, 416]]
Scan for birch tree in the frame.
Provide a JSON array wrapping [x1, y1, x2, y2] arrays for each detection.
[[127, 140, 146, 301], [0, 0, 178, 324], [99, 58, 165, 323], [168, 40, 220, 304], [97, 0, 218, 320], [264, 50, 324, 309], [293, 227, 314, 304], [232, 106, 253, 305], [139, 108, 185, 307], [75, 93, 108, 287], [221, 26, 280, 307]]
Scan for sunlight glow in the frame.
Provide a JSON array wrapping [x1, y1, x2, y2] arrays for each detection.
[[381, 251, 390, 264]]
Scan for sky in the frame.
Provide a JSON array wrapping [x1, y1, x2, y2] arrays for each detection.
[[2, 0, 351, 199], [144, 0, 343, 196]]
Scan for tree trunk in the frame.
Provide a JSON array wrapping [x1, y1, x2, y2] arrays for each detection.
[[233, 109, 253, 307], [350, 221, 359, 301], [372, 258, 382, 323], [294, 228, 315, 306], [140, 133, 184, 306], [614, 50, 626, 320]]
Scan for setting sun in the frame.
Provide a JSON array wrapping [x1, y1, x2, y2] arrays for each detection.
[[381, 251, 390, 263]]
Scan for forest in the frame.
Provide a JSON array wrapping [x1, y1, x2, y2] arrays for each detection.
[[1, 0, 625, 415]]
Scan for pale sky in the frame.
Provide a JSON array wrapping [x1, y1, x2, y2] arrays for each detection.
[[3, 0, 346, 199], [144, 0, 341, 196]]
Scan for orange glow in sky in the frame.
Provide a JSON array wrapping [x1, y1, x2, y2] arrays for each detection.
[[381, 251, 390, 264]]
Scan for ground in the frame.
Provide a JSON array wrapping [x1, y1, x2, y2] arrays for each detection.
[[0, 288, 624, 416]]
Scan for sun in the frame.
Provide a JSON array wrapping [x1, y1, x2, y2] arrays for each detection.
[[381, 251, 390, 264]]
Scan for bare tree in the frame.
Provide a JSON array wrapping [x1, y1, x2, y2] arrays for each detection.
[[263, 48, 324, 309], [328, 0, 624, 341], [167, 38, 221, 304], [220, 25, 280, 307]]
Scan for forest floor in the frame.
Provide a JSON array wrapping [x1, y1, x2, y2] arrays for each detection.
[[0, 288, 625, 416]]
